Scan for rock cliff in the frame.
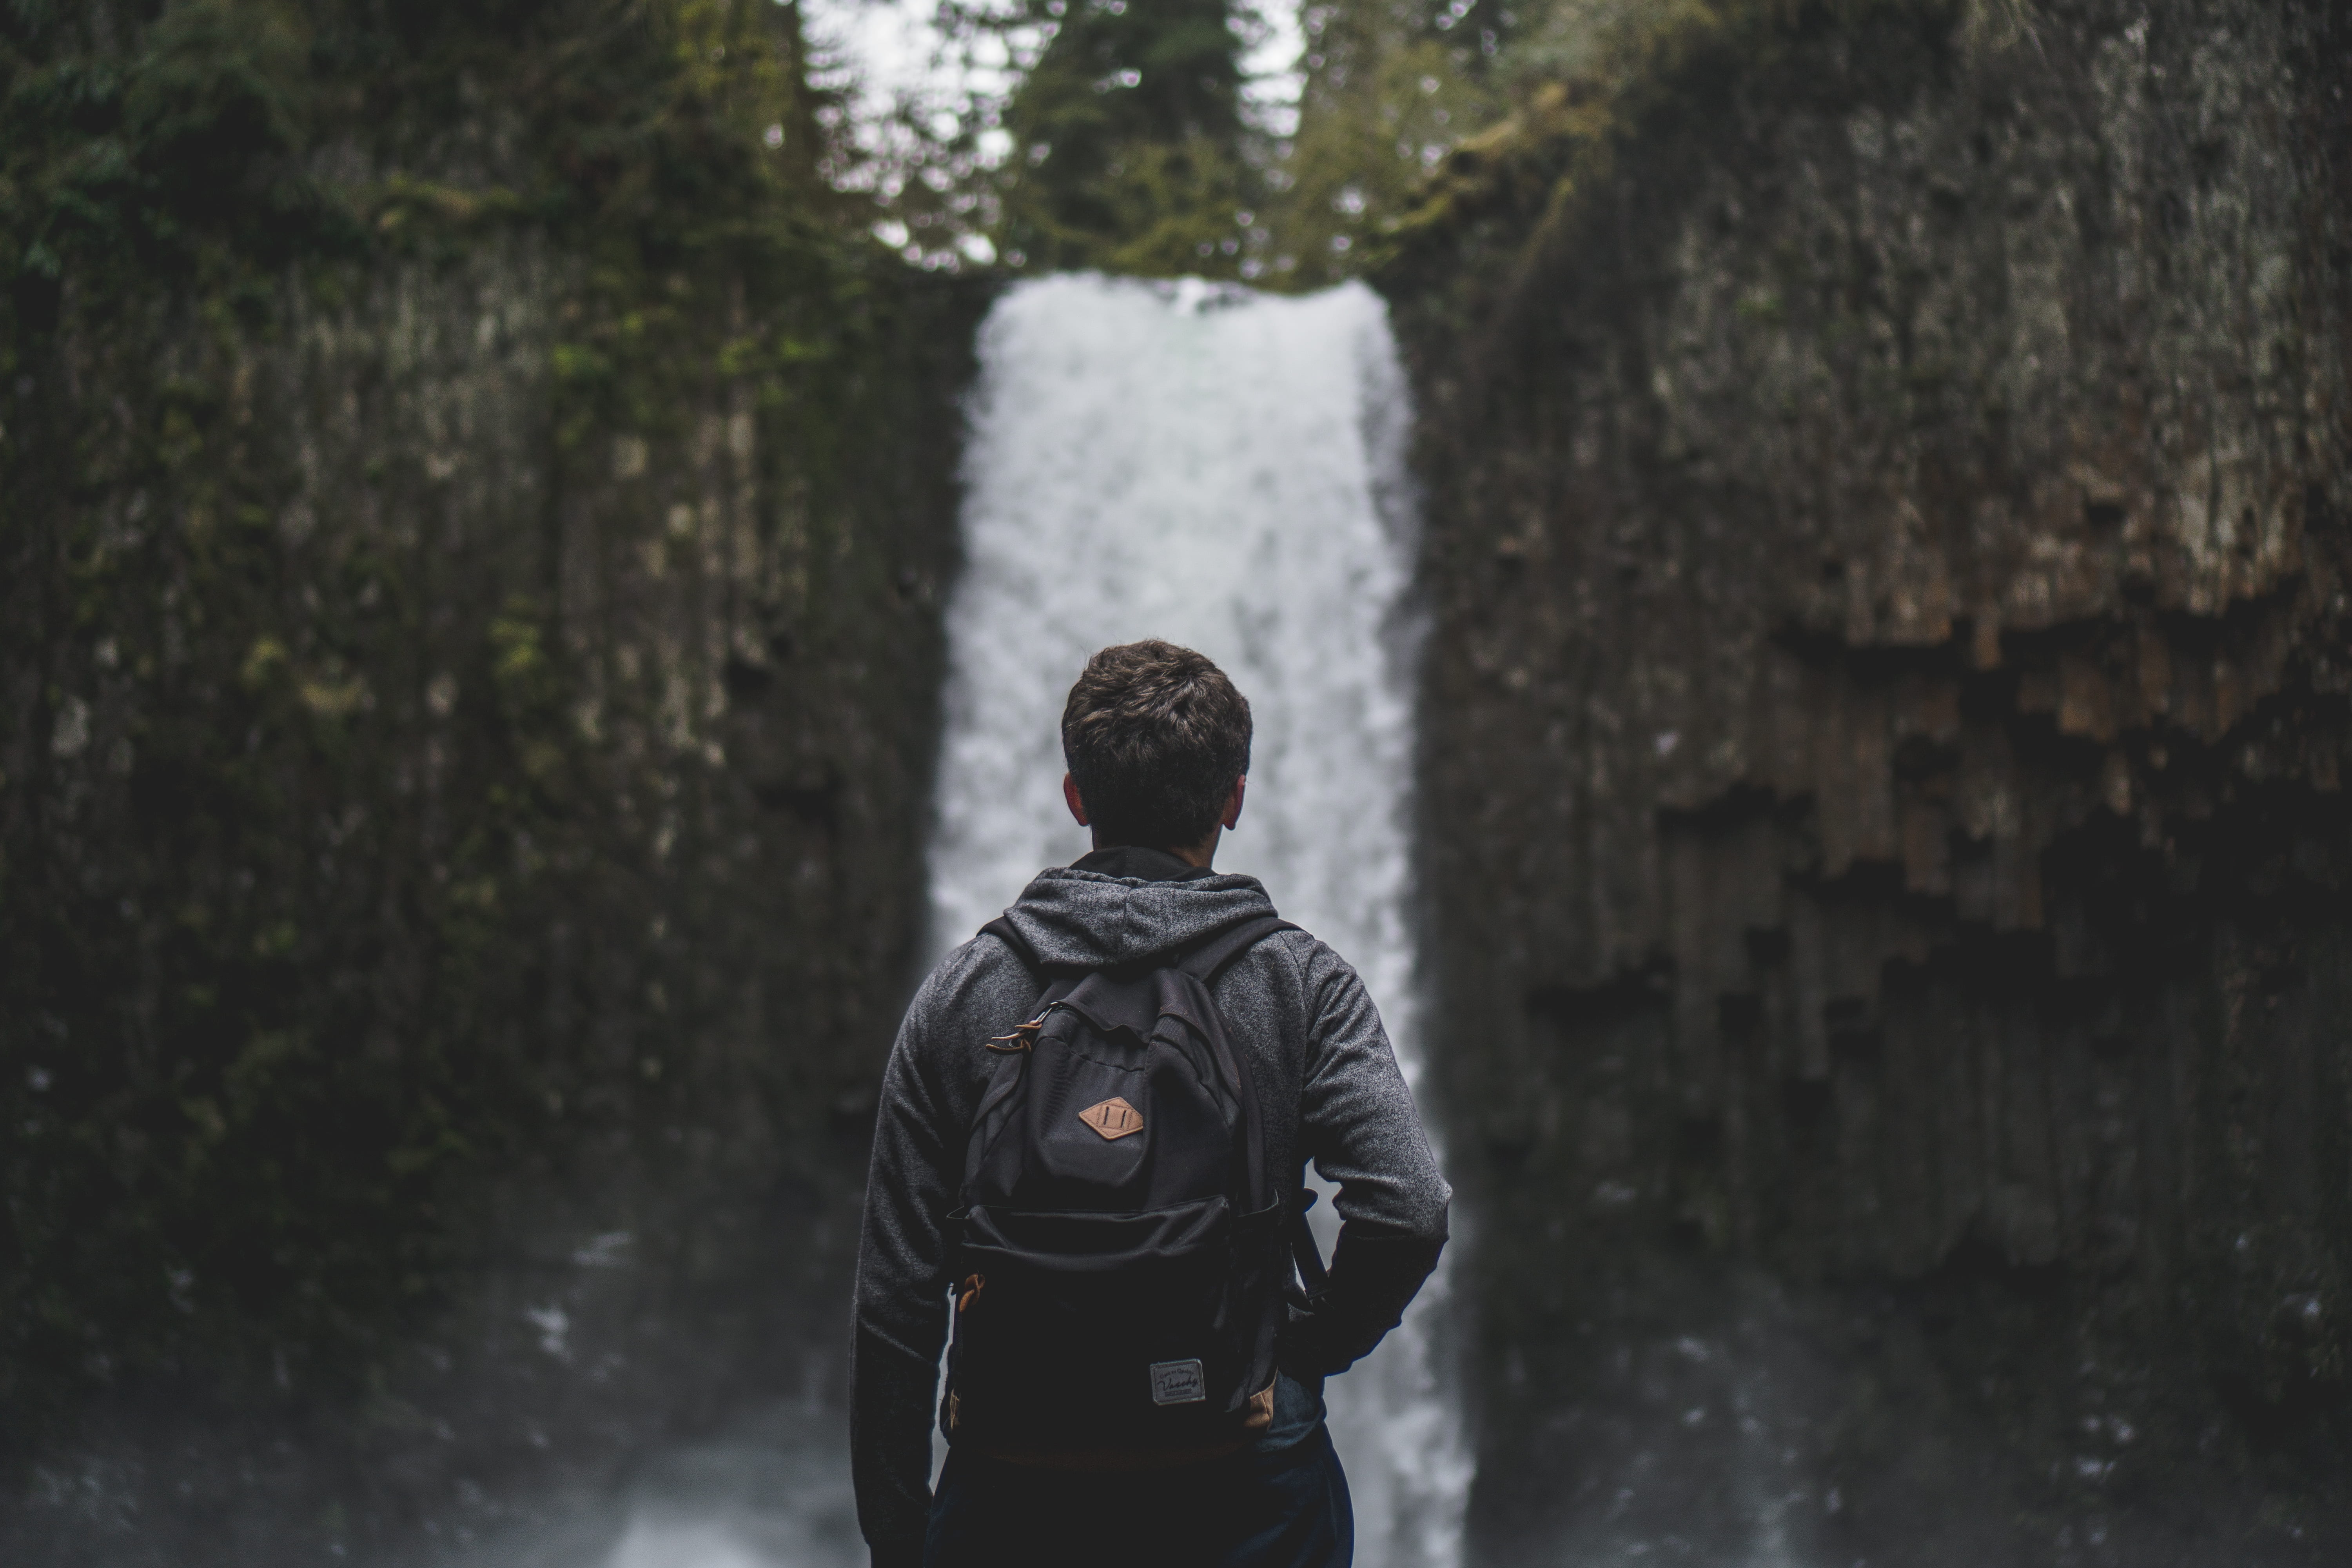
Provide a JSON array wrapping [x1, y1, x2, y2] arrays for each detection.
[[1387, 0, 2351, 1560], [1, 3, 984, 1557]]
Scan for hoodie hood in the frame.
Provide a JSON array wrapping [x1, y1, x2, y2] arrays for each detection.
[[998, 866, 1279, 969]]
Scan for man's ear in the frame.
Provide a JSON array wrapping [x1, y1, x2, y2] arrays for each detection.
[[1222, 775, 1247, 832], [1063, 772, 1090, 828]]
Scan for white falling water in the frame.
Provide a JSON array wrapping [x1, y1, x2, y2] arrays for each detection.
[[927, 272, 1469, 1568]]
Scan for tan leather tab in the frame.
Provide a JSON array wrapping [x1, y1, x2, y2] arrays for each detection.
[[1077, 1096, 1144, 1140], [1244, 1383, 1275, 1431]]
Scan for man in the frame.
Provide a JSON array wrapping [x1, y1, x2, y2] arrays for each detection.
[[851, 639, 1450, 1568]]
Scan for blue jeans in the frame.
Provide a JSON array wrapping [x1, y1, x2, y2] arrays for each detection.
[[924, 1421, 1353, 1568]]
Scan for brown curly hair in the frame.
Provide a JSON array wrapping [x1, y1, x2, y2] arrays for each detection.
[[1060, 640, 1253, 849]]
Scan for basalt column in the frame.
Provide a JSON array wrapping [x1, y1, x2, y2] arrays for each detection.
[[1387, 0, 2352, 1563]]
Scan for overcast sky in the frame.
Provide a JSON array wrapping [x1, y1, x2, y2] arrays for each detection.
[[798, 0, 1308, 153]]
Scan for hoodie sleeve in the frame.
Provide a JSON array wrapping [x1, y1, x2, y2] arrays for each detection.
[[1284, 937, 1452, 1377], [849, 981, 959, 1557]]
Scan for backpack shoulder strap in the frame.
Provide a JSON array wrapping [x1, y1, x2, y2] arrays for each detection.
[[1176, 915, 1301, 987], [1290, 1189, 1330, 1294]]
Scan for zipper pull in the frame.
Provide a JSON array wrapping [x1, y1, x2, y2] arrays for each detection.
[[984, 1014, 1047, 1053]]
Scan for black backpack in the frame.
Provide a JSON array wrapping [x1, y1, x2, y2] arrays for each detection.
[[944, 911, 1316, 1455]]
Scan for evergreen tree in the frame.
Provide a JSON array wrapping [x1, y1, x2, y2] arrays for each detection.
[[991, 0, 1257, 276], [1264, 0, 1501, 289]]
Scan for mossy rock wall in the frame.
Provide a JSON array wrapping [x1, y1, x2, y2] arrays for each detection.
[[1387, 0, 2351, 1561], [2, 3, 986, 1557]]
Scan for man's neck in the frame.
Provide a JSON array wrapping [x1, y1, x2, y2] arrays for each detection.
[[1072, 844, 1219, 882], [1088, 829, 1220, 869]]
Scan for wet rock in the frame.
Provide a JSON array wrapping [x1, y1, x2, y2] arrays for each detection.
[[1387, 0, 2351, 1560]]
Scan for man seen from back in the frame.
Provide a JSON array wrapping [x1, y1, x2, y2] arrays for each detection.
[[850, 638, 1450, 1568]]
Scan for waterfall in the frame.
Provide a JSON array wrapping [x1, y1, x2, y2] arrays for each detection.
[[446, 273, 1462, 1568], [927, 273, 1468, 1568]]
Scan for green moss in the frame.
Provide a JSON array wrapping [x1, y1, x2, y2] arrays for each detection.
[[1376, 0, 1942, 278], [1, 0, 975, 1457]]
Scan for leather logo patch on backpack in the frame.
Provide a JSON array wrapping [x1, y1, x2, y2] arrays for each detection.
[[1150, 1359, 1207, 1405], [1077, 1096, 1144, 1140]]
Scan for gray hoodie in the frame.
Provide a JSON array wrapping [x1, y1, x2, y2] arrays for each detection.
[[849, 849, 1452, 1555]]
